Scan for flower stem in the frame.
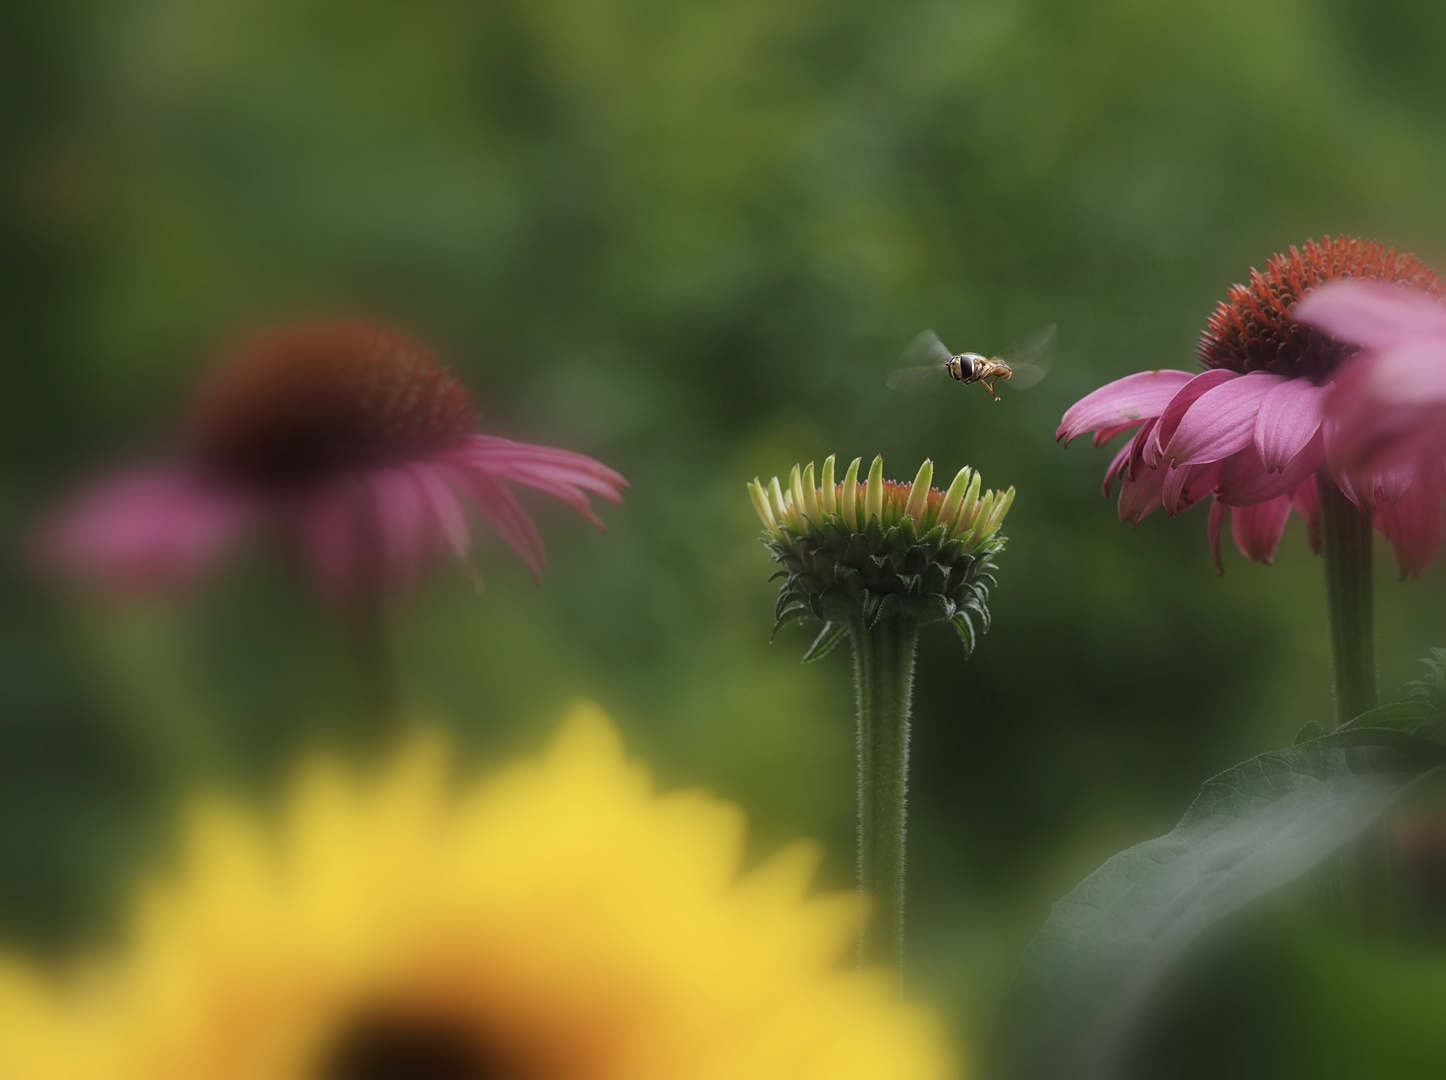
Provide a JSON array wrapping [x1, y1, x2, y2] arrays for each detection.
[[1317, 473, 1377, 725], [849, 615, 919, 979]]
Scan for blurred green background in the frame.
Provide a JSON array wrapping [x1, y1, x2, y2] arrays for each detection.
[[5, 0, 1446, 1072]]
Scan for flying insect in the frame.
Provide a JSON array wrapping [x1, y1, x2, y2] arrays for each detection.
[[886, 325, 1056, 400]]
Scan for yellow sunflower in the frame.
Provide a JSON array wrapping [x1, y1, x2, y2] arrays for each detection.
[[0, 703, 957, 1079]]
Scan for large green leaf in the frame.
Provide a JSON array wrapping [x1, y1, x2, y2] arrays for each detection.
[[1007, 717, 1446, 1080]]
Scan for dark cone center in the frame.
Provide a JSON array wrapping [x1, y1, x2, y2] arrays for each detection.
[[188, 320, 477, 490], [319, 1013, 527, 1080], [1198, 235, 1446, 380]]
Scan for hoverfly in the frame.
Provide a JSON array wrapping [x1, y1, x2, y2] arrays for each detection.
[[886, 324, 1056, 400]]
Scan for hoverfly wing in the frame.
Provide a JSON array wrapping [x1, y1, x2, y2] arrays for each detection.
[[885, 364, 949, 394], [1001, 323, 1057, 390], [901, 329, 953, 367], [886, 330, 953, 394]]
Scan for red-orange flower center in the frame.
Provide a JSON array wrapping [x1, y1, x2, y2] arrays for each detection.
[[1198, 235, 1446, 380], [188, 320, 478, 489]]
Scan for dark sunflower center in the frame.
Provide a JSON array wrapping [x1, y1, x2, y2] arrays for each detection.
[[1198, 235, 1446, 380], [187, 320, 477, 490], [319, 1013, 526, 1080]]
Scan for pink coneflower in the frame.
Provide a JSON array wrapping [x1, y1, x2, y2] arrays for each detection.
[[1295, 278, 1446, 462], [45, 320, 627, 600], [1057, 236, 1446, 576]]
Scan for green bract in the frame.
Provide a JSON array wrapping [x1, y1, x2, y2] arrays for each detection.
[[747, 455, 1013, 657]]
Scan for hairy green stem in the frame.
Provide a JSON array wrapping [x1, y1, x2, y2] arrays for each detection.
[[849, 616, 919, 979], [1317, 473, 1377, 725]]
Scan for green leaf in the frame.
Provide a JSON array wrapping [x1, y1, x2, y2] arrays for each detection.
[[801, 622, 848, 663], [1006, 725, 1446, 1080]]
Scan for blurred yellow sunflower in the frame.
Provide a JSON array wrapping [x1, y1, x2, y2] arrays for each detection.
[[0, 703, 956, 1080]]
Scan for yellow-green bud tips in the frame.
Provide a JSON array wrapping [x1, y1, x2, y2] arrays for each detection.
[[840, 457, 861, 531], [748, 455, 1013, 549], [747, 455, 1015, 655], [865, 455, 885, 522], [747, 478, 776, 532], [903, 459, 933, 524], [819, 455, 837, 516]]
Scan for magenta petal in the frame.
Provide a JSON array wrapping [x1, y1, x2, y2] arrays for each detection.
[[1093, 423, 1139, 449], [410, 464, 479, 589], [1364, 339, 1446, 407], [1230, 495, 1293, 565], [1376, 481, 1445, 579], [454, 436, 627, 498], [1370, 460, 1418, 506], [1102, 437, 1135, 498], [1217, 434, 1323, 506], [443, 435, 627, 531], [1294, 280, 1446, 350], [1162, 460, 1222, 516], [1123, 418, 1159, 481], [1056, 370, 1195, 446], [1117, 460, 1167, 525], [295, 484, 364, 602], [1144, 369, 1240, 467], [43, 469, 254, 589], [365, 468, 435, 592], [443, 463, 547, 580], [1164, 372, 1286, 466], [1253, 379, 1327, 472]]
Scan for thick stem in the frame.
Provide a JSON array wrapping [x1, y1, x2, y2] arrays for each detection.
[[849, 616, 919, 979], [1317, 473, 1377, 725]]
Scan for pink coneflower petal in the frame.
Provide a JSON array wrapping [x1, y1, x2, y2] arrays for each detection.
[[1161, 459, 1221, 516], [1230, 495, 1294, 564], [1215, 436, 1323, 507], [443, 463, 548, 580], [1144, 369, 1240, 467], [1294, 280, 1446, 351], [1091, 422, 1141, 449], [1376, 480, 1445, 579], [1163, 372, 1286, 466], [1056, 370, 1195, 446], [1369, 460, 1417, 506], [45, 470, 254, 589], [1368, 459, 1446, 579], [368, 468, 438, 592], [1118, 456, 1168, 525], [452, 436, 627, 497], [1124, 418, 1159, 482], [1207, 490, 1300, 574], [1254, 379, 1328, 472], [410, 463, 480, 590], [1102, 437, 1136, 498], [295, 483, 365, 602]]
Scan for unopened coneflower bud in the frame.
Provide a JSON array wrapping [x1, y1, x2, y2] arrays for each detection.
[[747, 454, 1014, 657], [746, 452, 1017, 976]]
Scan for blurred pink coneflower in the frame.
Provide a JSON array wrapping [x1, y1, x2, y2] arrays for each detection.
[[1294, 279, 1446, 574], [1057, 236, 1446, 576], [45, 320, 627, 599]]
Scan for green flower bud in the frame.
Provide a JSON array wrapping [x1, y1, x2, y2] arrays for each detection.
[[747, 455, 1015, 657]]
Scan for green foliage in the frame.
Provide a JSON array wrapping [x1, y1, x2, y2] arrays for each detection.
[[1007, 695, 1446, 1080], [1404, 648, 1446, 721], [5, 0, 1446, 1061]]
